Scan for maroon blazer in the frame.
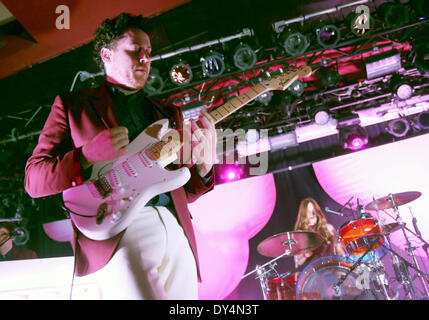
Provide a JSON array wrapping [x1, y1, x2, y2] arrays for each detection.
[[12, 247, 38, 260], [24, 82, 214, 279]]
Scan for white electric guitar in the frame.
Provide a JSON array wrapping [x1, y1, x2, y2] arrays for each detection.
[[63, 65, 312, 240]]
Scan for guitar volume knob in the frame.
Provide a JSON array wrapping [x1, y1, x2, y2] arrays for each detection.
[[110, 211, 123, 223]]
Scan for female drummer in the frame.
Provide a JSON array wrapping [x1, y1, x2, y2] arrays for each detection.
[[294, 198, 346, 269]]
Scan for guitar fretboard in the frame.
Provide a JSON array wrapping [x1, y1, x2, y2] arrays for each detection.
[[208, 68, 302, 124], [208, 83, 268, 124]]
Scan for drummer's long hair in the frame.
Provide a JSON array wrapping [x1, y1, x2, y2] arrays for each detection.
[[294, 198, 334, 245]]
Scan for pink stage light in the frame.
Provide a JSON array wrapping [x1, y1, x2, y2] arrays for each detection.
[[216, 163, 246, 184], [350, 136, 366, 149], [227, 171, 237, 180]]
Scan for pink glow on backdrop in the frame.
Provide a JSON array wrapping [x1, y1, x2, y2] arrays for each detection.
[[313, 133, 429, 259], [189, 174, 276, 300]]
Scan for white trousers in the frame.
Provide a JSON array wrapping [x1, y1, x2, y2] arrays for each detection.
[[90, 206, 198, 300]]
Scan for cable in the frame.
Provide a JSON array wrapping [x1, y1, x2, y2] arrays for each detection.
[[69, 231, 78, 300]]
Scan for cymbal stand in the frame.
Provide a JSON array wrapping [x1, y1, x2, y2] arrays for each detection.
[[242, 250, 291, 300], [389, 194, 429, 299], [371, 205, 399, 299], [408, 206, 429, 266]]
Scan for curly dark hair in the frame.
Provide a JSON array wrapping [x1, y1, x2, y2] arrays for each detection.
[[93, 13, 153, 70], [0, 222, 15, 235]]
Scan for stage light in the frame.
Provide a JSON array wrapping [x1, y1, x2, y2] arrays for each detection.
[[363, 49, 401, 80], [255, 91, 273, 106], [316, 24, 341, 49], [320, 69, 341, 88], [377, 2, 409, 27], [311, 107, 330, 126], [13, 227, 30, 246], [245, 129, 260, 144], [389, 74, 413, 100], [346, 11, 371, 36], [413, 112, 429, 129], [386, 118, 410, 137], [287, 80, 305, 97], [143, 68, 164, 95], [339, 125, 368, 151], [201, 52, 225, 78], [169, 61, 193, 85], [233, 43, 257, 71], [280, 28, 310, 57], [396, 83, 413, 100], [217, 163, 245, 184]]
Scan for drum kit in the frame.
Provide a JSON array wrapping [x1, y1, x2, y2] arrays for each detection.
[[242, 191, 429, 300]]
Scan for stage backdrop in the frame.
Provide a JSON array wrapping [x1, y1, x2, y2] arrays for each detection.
[[225, 133, 429, 300]]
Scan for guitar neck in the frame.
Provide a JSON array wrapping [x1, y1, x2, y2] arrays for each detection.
[[208, 83, 268, 125], [208, 71, 300, 124]]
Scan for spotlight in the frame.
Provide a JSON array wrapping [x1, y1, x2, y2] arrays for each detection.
[[143, 68, 164, 95], [255, 91, 273, 106], [339, 125, 368, 151], [346, 11, 372, 36], [169, 61, 193, 85], [320, 68, 341, 88], [201, 52, 225, 78], [233, 43, 257, 71], [280, 28, 310, 57], [363, 49, 401, 80], [316, 24, 341, 49], [389, 74, 413, 100], [287, 80, 305, 97], [386, 118, 410, 137], [377, 2, 409, 27], [216, 163, 245, 184], [413, 112, 429, 129], [311, 107, 330, 126], [396, 83, 413, 100], [245, 129, 260, 144], [12, 227, 30, 246]]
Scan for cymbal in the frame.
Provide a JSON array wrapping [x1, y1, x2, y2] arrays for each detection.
[[365, 191, 422, 211], [257, 231, 324, 258], [382, 222, 401, 235]]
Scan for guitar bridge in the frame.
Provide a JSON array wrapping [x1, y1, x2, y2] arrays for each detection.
[[93, 176, 113, 199]]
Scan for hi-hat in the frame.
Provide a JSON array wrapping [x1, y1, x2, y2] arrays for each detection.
[[257, 231, 323, 258], [365, 191, 422, 211]]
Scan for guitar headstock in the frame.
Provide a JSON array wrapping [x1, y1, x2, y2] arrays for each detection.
[[262, 65, 313, 91]]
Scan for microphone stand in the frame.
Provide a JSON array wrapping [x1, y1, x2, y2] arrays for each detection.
[[408, 206, 429, 262], [334, 234, 385, 298]]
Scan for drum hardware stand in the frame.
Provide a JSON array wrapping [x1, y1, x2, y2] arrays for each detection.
[[408, 206, 429, 265], [242, 250, 291, 300], [388, 194, 429, 300], [377, 241, 429, 299], [334, 234, 386, 298]]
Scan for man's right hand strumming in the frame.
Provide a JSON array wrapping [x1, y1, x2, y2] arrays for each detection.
[[81, 126, 129, 168]]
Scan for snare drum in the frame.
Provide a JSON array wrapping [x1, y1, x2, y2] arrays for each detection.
[[339, 217, 384, 255], [267, 272, 300, 300]]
